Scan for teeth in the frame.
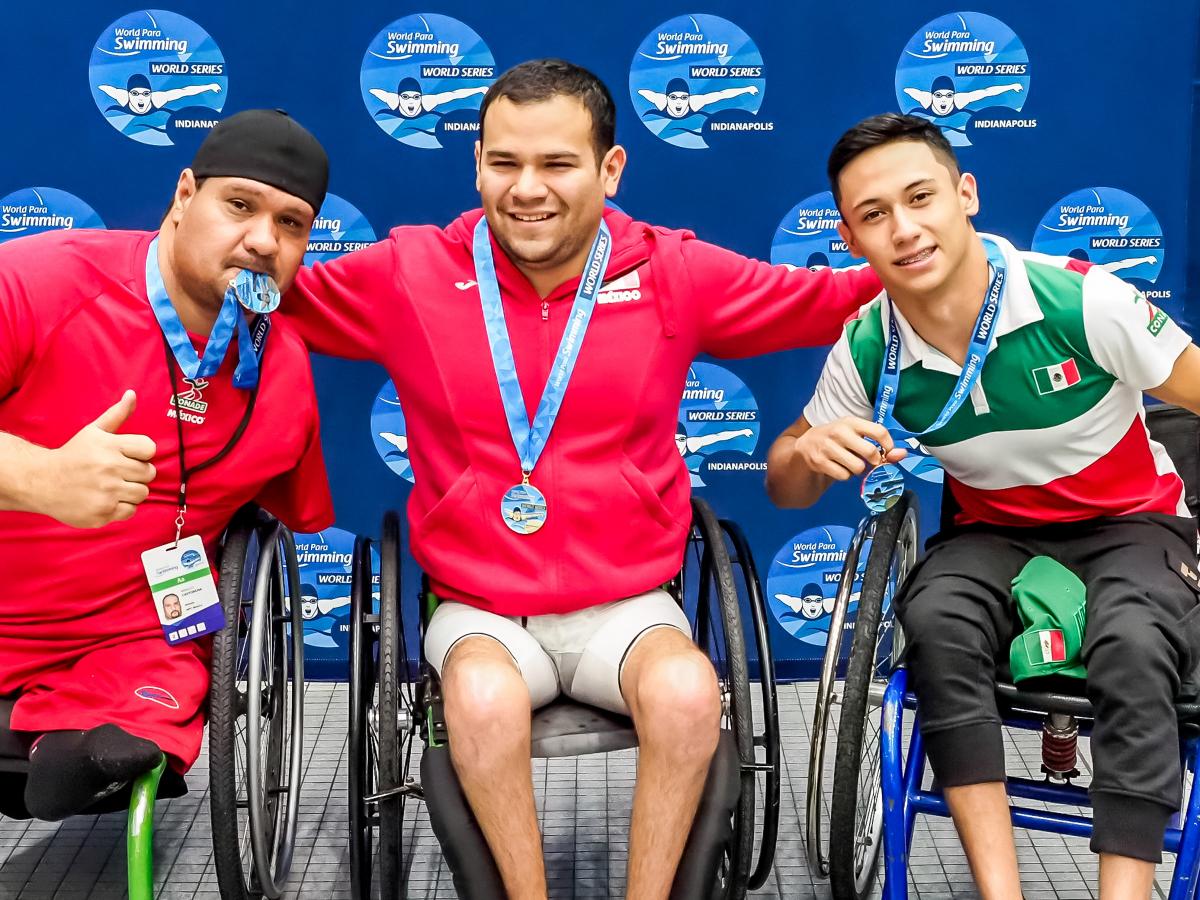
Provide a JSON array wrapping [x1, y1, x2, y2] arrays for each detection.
[[898, 248, 933, 266], [513, 213, 551, 222]]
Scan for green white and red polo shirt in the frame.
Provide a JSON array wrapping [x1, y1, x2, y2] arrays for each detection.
[[803, 234, 1192, 526]]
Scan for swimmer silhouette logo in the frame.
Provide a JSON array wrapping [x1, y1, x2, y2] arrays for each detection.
[[677, 363, 761, 487], [766, 527, 861, 651], [896, 12, 1032, 147], [304, 194, 377, 266], [1032, 187, 1169, 303], [89, 10, 227, 146], [371, 380, 414, 483], [630, 14, 770, 150], [0, 188, 104, 244], [360, 13, 495, 149]]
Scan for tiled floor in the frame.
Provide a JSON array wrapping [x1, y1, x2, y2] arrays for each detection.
[[0, 683, 1179, 898]]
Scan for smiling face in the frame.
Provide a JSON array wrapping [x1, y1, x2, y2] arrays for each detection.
[[476, 94, 625, 291], [835, 139, 978, 303]]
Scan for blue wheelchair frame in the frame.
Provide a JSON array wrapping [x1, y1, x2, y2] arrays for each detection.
[[874, 403, 1200, 898], [879, 668, 1200, 898]]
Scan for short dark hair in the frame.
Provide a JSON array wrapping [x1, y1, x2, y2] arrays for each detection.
[[827, 113, 960, 206], [479, 59, 616, 165]]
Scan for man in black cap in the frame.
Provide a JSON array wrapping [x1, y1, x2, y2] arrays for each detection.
[[0, 110, 334, 820]]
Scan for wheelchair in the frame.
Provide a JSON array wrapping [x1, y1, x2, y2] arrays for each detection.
[[0, 504, 306, 900], [347, 496, 781, 899], [808, 403, 1200, 899]]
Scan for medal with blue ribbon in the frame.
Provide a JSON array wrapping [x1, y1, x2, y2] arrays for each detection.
[[473, 217, 612, 535], [863, 239, 1008, 514], [145, 236, 275, 390]]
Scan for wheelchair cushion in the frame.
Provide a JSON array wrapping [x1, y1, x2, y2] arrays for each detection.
[[529, 698, 638, 758], [993, 664, 1200, 729]]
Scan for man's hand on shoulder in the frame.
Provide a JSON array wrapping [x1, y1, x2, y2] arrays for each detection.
[[34, 390, 158, 528]]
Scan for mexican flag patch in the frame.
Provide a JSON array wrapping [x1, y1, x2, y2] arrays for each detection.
[[1031, 358, 1081, 395], [1037, 629, 1067, 663]]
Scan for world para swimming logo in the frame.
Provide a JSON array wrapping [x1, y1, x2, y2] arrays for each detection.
[[304, 194, 377, 266], [677, 363, 761, 487], [360, 13, 495, 149], [766, 526, 860, 652], [0, 188, 104, 244], [1032, 187, 1167, 302], [89, 9, 227, 147], [629, 14, 769, 150], [895, 12, 1032, 147]]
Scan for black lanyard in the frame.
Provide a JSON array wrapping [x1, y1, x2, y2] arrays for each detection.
[[161, 331, 263, 543]]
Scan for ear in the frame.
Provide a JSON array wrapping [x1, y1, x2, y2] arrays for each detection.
[[170, 169, 198, 226], [474, 141, 482, 192], [958, 171, 980, 218], [601, 144, 627, 199], [837, 219, 862, 260]]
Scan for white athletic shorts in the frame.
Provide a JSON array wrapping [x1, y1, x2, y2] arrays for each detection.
[[423, 589, 691, 715]]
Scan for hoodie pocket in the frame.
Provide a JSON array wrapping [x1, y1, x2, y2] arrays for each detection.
[[413, 468, 480, 544], [618, 455, 677, 531]]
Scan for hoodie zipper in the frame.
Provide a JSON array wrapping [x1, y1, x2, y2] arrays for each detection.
[[541, 299, 549, 321]]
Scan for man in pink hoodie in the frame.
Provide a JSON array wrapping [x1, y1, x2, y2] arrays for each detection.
[[288, 58, 880, 900]]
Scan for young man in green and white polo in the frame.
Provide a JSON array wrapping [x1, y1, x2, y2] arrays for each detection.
[[766, 112, 1200, 899]]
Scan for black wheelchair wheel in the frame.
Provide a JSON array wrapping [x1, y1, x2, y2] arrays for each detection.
[[375, 510, 422, 899], [210, 507, 305, 900], [720, 518, 781, 891], [349, 534, 378, 900], [829, 493, 918, 900], [690, 498, 755, 900]]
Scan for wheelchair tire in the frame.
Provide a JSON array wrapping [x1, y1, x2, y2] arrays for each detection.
[[349, 534, 378, 900], [210, 508, 305, 900], [376, 511, 406, 899], [691, 498, 755, 900], [828, 494, 918, 900]]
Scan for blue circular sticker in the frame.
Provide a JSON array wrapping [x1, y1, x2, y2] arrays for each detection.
[[89, 9, 227, 147], [770, 191, 866, 270], [895, 12, 1031, 147], [677, 362, 761, 487], [766, 526, 861, 650], [501, 482, 547, 534], [360, 13, 495, 149], [0, 188, 104, 244], [370, 379, 414, 484], [629, 14, 769, 150], [304, 194, 378, 267], [1031, 187, 1165, 292]]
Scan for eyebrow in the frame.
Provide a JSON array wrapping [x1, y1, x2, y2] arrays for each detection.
[[851, 178, 936, 213], [485, 149, 583, 162], [220, 181, 311, 220]]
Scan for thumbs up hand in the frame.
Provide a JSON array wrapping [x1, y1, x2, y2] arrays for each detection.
[[42, 390, 159, 527]]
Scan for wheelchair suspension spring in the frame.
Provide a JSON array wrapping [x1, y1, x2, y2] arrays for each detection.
[[1041, 713, 1080, 782]]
